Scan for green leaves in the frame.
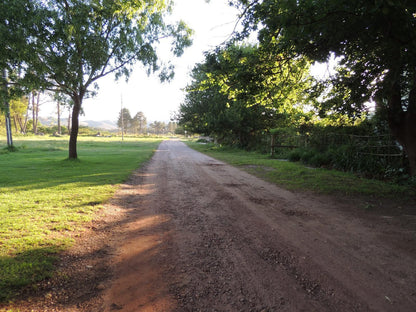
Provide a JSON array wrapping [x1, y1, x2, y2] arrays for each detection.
[[238, 0, 416, 111], [2, 0, 193, 99], [235, 0, 416, 174], [2, 0, 192, 158], [0, 0, 43, 104], [179, 43, 312, 147], [169, 20, 194, 57]]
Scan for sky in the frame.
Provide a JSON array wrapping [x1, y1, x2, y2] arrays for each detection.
[[40, 0, 242, 123]]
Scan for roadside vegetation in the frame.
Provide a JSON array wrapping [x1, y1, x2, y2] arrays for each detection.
[[0, 136, 161, 302], [178, 1, 416, 180], [186, 140, 416, 199]]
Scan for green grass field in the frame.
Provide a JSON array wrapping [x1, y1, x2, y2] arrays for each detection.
[[186, 141, 416, 199], [0, 136, 162, 302]]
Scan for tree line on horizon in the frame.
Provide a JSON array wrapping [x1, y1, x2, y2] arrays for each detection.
[[0, 91, 74, 136], [0, 94, 179, 136], [117, 107, 179, 135]]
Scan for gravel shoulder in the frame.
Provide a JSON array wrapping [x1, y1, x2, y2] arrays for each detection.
[[3, 140, 416, 311]]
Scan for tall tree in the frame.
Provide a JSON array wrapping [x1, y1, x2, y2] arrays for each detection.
[[149, 121, 166, 134], [236, 0, 416, 174], [9, 96, 29, 133], [55, 93, 62, 135], [1, 1, 43, 146], [27, 0, 192, 158], [179, 44, 312, 146], [30, 91, 44, 134], [117, 107, 132, 134], [1, 70, 13, 146], [132, 111, 147, 134], [54, 92, 72, 135], [167, 121, 177, 133]]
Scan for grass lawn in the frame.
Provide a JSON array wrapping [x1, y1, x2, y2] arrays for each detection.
[[186, 141, 416, 199], [0, 136, 162, 302]]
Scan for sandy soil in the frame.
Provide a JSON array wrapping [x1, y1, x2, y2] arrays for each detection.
[[3, 140, 416, 311]]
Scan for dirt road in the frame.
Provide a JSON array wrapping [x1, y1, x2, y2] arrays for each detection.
[[5, 140, 416, 311], [98, 140, 416, 311]]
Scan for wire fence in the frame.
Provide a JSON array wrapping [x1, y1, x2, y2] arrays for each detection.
[[270, 133, 403, 159]]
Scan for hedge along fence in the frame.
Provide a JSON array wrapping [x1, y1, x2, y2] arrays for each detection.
[[269, 129, 407, 179]]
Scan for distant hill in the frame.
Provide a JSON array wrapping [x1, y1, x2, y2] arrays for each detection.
[[39, 117, 118, 130], [79, 120, 118, 130]]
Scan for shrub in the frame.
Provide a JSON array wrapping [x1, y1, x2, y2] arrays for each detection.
[[309, 152, 331, 167], [300, 149, 316, 163], [288, 149, 302, 162]]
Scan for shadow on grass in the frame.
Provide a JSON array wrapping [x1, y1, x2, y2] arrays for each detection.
[[0, 167, 172, 310], [0, 141, 158, 192], [0, 139, 162, 306], [0, 248, 58, 302]]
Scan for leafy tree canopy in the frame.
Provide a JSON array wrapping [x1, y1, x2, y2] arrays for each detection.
[[117, 107, 132, 130], [2, 0, 193, 158], [179, 43, 313, 147], [33, 0, 193, 92], [234, 0, 416, 174], [132, 111, 147, 134], [0, 0, 43, 106]]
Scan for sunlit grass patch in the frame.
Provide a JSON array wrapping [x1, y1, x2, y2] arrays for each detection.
[[186, 141, 415, 198], [0, 136, 161, 301]]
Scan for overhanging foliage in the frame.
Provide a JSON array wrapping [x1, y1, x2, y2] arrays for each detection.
[[233, 0, 416, 174]]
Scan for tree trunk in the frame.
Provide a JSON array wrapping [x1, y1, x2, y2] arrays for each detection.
[[68, 109, 71, 134], [387, 79, 416, 176], [13, 115, 18, 132], [68, 96, 81, 159], [23, 96, 29, 134], [389, 112, 416, 176], [2, 69, 13, 147], [404, 128, 416, 176], [17, 116, 24, 133], [4, 109, 13, 147]]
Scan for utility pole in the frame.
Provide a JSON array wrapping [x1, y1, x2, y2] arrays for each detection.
[[57, 97, 61, 135], [121, 94, 124, 141], [2, 69, 13, 148]]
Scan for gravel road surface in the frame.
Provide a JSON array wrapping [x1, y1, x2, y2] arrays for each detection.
[[101, 140, 416, 311]]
